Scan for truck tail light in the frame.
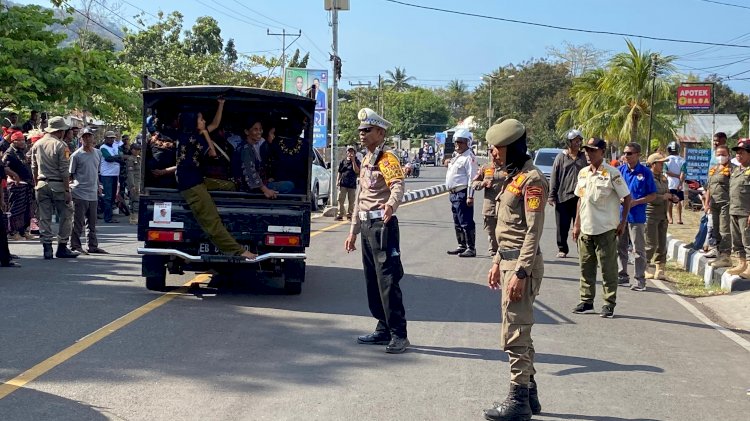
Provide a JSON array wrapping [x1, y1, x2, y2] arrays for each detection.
[[265, 234, 300, 246], [147, 230, 183, 242]]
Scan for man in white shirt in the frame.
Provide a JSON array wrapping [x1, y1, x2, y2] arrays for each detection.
[[664, 141, 686, 224], [99, 131, 123, 223], [445, 128, 479, 257]]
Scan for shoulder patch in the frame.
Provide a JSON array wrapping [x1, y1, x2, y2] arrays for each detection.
[[378, 152, 404, 184], [525, 185, 543, 212]]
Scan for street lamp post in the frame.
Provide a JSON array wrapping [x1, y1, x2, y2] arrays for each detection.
[[647, 53, 658, 148], [482, 74, 514, 129]]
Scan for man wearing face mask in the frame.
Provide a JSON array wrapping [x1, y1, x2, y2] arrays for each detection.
[[703, 144, 734, 268], [445, 128, 479, 257], [726, 139, 750, 278], [549, 129, 587, 258], [483, 119, 548, 421]]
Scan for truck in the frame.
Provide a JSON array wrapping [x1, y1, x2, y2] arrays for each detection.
[[136, 85, 317, 294]]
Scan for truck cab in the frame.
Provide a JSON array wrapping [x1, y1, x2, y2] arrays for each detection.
[[136, 86, 316, 294]]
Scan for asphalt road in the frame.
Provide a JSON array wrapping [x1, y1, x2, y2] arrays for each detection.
[[1, 182, 748, 420]]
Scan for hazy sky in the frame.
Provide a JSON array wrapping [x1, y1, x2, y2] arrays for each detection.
[[15, 0, 750, 93]]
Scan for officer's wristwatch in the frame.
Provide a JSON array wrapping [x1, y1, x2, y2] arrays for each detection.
[[515, 268, 527, 280]]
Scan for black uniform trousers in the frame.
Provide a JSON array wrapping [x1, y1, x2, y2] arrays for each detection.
[[555, 197, 578, 254], [360, 216, 407, 338], [0, 212, 11, 265], [450, 190, 475, 230]]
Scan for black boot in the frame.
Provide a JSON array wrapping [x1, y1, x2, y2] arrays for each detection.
[[528, 376, 541, 415], [459, 227, 476, 257], [43, 243, 54, 260], [484, 384, 531, 421], [55, 243, 79, 258], [447, 228, 467, 255]]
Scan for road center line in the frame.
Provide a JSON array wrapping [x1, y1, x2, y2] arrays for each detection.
[[0, 217, 353, 400]]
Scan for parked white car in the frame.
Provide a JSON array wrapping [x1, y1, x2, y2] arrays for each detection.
[[533, 148, 564, 180], [311, 148, 331, 211]]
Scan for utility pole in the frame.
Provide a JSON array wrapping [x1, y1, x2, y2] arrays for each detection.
[[349, 81, 371, 107], [326, 0, 348, 210], [266, 28, 301, 75]]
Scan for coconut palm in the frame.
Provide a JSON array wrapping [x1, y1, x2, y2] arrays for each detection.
[[384, 67, 415, 92], [558, 40, 677, 150], [445, 79, 469, 119]]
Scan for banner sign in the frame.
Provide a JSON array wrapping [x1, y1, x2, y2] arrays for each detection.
[[434, 132, 446, 145], [685, 148, 711, 184], [677, 85, 712, 110], [283, 68, 328, 148]]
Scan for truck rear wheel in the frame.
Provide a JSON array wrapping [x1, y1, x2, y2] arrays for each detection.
[[282, 260, 305, 295], [143, 256, 167, 291]]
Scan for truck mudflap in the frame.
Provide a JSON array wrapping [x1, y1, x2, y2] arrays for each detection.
[[137, 248, 306, 263]]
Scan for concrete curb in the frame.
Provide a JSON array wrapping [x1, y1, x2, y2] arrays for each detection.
[[666, 234, 747, 291], [402, 184, 447, 203]]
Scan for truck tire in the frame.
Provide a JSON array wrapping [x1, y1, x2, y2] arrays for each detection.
[[282, 260, 305, 295], [145, 267, 167, 291], [311, 185, 319, 211]]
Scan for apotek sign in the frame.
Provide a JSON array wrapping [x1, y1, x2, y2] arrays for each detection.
[[677, 85, 712, 110]]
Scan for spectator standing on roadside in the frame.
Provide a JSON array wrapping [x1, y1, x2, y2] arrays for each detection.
[[664, 141, 685, 224], [22, 111, 39, 133], [644, 153, 675, 281], [617, 142, 657, 291], [703, 144, 734, 267], [548, 129, 587, 258], [99, 131, 123, 223], [709, 132, 740, 167], [335, 145, 360, 221], [0, 156, 21, 267], [572, 138, 632, 318], [726, 139, 750, 278], [127, 143, 142, 224], [2, 131, 34, 240], [69, 128, 107, 255]]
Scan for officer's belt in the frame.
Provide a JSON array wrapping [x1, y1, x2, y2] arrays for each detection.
[[38, 177, 63, 182], [449, 185, 467, 193], [359, 209, 387, 221]]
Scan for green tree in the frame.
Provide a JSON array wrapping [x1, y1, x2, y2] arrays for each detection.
[[77, 30, 116, 52], [384, 88, 450, 138], [384, 67, 415, 92], [558, 40, 677, 151], [441, 79, 470, 121], [224, 38, 238, 65], [184, 16, 223, 55], [287, 49, 309, 68]]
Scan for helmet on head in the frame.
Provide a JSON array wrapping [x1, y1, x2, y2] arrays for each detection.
[[667, 141, 679, 153]]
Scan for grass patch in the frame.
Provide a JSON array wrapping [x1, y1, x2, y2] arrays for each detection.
[[663, 262, 727, 297]]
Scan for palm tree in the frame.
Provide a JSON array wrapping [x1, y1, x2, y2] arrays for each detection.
[[557, 40, 677, 149], [384, 67, 415, 92], [445, 79, 468, 119]]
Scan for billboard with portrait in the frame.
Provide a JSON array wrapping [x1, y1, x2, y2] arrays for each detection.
[[284, 68, 328, 148]]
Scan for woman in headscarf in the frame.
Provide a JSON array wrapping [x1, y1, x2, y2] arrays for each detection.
[[2, 131, 34, 240]]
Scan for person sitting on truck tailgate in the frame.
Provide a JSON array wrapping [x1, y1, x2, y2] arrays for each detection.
[[233, 120, 294, 197], [175, 98, 257, 261], [344, 108, 408, 354]]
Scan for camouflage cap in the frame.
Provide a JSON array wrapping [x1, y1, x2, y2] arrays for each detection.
[[486, 119, 525, 147]]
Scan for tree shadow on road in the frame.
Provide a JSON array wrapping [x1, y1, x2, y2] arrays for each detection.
[[0, 387, 110, 421], [407, 345, 663, 376], [535, 413, 662, 421]]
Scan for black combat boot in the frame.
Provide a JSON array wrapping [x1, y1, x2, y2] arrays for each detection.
[[55, 243, 79, 258], [459, 227, 476, 257], [484, 383, 532, 421], [43, 243, 54, 260], [447, 228, 467, 255], [528, 376, 541, 415]]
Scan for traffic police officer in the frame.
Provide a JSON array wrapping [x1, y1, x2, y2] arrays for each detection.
[[704, 144, 734, 268], [344, 108, 408, 354], [30, 116, 79, 259], [726, 138, 750, 278], [483, 119, 547, 421], [445, 128, 479, 257]]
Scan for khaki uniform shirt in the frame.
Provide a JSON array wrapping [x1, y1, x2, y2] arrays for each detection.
[[350, 149, 405, 235], [127, 155, 142, 189], [492, 160, 549, 273], [646, 172, 669, 221], [30, 133, 70, 192], [729, 165, 750, 216], [575, 163, 631, 236], [707, 163, 733, 205], [472, 163, 506, 217]]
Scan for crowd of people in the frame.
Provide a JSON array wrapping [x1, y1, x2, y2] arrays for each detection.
[[1, 111, 143, 267]]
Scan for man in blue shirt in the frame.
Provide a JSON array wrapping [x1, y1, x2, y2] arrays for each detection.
[[618, 142, 657, 291]]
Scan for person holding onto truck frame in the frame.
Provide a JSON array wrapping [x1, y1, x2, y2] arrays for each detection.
[[175, 98, 257, 261], [344, 107, 408, 354]]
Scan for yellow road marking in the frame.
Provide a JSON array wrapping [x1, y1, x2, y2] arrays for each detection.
[[0, 218, 352, 400]]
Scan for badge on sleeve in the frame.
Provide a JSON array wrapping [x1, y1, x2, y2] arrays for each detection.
[[378, 152, 405, 185], [525, 186, 543, 212]]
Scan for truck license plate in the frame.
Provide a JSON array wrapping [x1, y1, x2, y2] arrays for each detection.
[[199, 243, 251, 254]]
